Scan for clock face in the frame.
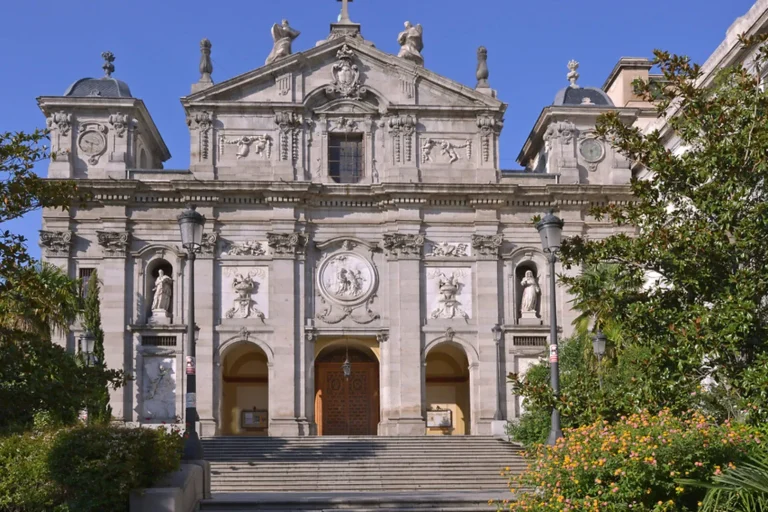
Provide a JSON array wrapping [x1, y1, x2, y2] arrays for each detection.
[[78, 131, 106, 155], [579, 138, 604, 163]]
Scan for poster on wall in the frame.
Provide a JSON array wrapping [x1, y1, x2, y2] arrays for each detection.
[[426, 409, 453, 428], [241, 409, 268, 429]]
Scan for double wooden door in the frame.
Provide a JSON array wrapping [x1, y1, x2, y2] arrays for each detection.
[[315, 362, 379, 436]]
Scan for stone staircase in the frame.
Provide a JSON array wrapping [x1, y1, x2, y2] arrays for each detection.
[[199, 436, 527, 511]]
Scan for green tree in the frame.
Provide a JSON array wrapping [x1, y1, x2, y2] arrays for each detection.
[[83, 270, 112, 424], [559, 37, 768, 426]]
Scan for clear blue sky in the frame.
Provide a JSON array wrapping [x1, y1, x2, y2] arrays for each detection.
[[0, 0, 755, 259]]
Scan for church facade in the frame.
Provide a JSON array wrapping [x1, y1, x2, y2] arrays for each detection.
[[37, 7, 639, 437]]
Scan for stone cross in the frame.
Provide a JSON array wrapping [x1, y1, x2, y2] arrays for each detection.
[[337, 0, 353, 23]]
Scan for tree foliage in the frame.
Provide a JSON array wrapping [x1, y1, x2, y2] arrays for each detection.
[[558, 39, 768, 426], [83, 270, 112, 425]]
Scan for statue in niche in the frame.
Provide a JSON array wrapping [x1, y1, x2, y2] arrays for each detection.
[[151, 270, 173, 313], [265, 19, 300, 65], [397, 21, 424, 66], [520, 270, 540, 316]]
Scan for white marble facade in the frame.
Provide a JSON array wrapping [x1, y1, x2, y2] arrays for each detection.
[[37, 11, 639, 437]]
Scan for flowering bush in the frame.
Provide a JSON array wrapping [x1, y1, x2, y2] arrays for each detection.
[[502, 410, 762, 512]]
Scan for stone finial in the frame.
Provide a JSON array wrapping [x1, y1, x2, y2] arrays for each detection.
[[476, 46, 489, 88], [567, 60, 580, 88], [199, 38, 213, 83], [101, 51, 115, 77]]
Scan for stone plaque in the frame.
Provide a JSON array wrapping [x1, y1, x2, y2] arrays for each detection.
[[427, 409, 452, 428], [142, 356, 177, 421]]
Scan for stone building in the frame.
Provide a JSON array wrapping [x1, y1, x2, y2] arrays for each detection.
[[37, 5, 638, 437]]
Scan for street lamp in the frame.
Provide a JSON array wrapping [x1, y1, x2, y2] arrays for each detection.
[[177, 204, 205, 461], [492, 324, 504, 421], [536, 210, 565, 446], [79, 330, 96, 367], [592, 329, 607, 390]]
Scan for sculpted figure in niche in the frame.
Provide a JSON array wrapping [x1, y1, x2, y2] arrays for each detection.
[[151, 270, 173, 312], [520, 270, 540, 314], [397, 21, 424, 66], [266, 19, 300, 65]]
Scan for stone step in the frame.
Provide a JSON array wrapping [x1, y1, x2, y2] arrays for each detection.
[[199, 491, 514, 511]]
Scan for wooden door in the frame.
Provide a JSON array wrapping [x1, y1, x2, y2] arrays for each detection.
[[316, 362, 379, 435]]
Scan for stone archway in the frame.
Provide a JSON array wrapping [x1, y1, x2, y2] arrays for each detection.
[[220, 342, 270, 436], [314, 343, 380, 436], [425, 343, 471, 435]]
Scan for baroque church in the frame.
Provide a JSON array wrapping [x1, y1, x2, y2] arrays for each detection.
[[37, 2, 641, 437]]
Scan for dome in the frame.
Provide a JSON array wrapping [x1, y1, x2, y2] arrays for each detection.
[[64, 77, 132, 98], [63, 51, 132, 98], [553, 86, 613, 106], [553, 59, 613, 107]]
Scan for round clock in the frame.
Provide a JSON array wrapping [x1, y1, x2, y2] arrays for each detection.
[[78, 130, 106, 156], [579, 138, 604, 164]]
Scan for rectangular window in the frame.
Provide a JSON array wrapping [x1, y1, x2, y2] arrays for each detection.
[[141, 336, 177, 347], [79, 267, 95, 297], [328, 133, 364, 183]]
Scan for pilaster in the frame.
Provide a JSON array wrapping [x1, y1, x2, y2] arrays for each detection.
[[196, 219, 217, 437]]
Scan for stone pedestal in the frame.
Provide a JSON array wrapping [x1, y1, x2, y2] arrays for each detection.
[[150, 309, 171, 325], [519, 311, 541, 326]]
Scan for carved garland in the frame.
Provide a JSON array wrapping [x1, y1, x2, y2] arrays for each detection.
[[476, 114, 503, 163], [274, 111, 303, 162], [382, 233, 424, 258], [46, 112, 72, 136], [109, 113, 131, 138]]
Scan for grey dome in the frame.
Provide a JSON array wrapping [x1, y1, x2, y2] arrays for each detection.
[[554, 85, 613, 107], [64, 76, 133, 98]]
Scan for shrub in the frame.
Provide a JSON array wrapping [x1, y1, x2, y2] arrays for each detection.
[[0, 425, 182, 512], [502, 410, 762, 512]]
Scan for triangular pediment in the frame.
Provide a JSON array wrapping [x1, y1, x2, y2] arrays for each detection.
[[181, 37, 505, 113]]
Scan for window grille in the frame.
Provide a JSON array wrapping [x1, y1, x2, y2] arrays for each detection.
[[141, 336, 177, 347], [512, 336, 547, 347], [79, 267, 95, 297], [328, 133, 364, 183]]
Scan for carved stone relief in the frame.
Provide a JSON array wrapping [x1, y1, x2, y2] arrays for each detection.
[[39, 230, 72, 257], [426, 242, 470, 258], [472, 234, 503, 258], [477, 114, 503, 163], [219, 135, 272, 160], [326, 44, 367, 99], [274, 111, 302, 162], [315, 247, 379, 325], [142, 356, 176, 421], [200, 233, 218, 257], [382, 233, 424, 258], [46, 111, 72, 136], [389, 115, 416, 163], [77, 122, 108, 165], [225, 240, 267, 256], [222, 267, 268, 321], [427, 268, 471, 320], [187, 111, 213, 160], [421, 138, 471, 164], [97, 231, 131, 257], [108, 113, 130, 138], [267, 232, 308, 257]]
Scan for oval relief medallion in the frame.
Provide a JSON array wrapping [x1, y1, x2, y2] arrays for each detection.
[[317, 252, 377, 306]]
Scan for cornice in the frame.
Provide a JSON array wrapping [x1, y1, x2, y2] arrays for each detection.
[[62, 179, 634, 211]]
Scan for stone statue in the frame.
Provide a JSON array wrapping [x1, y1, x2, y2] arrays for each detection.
[[397, 21, 424, 66], [266, 20, 300, 65], [520, 270, 540, 314], [151, 269, 173, 313]]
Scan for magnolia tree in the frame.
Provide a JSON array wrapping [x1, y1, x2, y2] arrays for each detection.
[[558, 36, 768, 426]]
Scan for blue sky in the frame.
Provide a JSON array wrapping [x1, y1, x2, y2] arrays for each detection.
[[0, 0, 756, 259]]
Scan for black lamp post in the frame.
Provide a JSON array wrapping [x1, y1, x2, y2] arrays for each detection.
[[536, 210, 565, 446], [177, 204, 205, 461], [79, 330, 96, 367], [592, 329, 607, 390], [492, 324, 504, 421]]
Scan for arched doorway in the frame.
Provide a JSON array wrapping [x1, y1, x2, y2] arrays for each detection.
[[221, 342, 269, 436], [315, 344, 379, 436], [425, 343, 470, 435]]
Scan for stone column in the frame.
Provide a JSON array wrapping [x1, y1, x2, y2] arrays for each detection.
[[382, 233, 425, 435], [472, 234, 503, 435], [266, 232, 307, 436], [96, 228, 132, 422], [197, 230, 217, 437]]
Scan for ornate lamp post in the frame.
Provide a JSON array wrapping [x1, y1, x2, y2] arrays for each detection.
[[79, 330, 96, 367], [492, 324, 504, 421], [536, 210, 565, 446], [177, 204, 205, 461], [592, 329, 607, 390]]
